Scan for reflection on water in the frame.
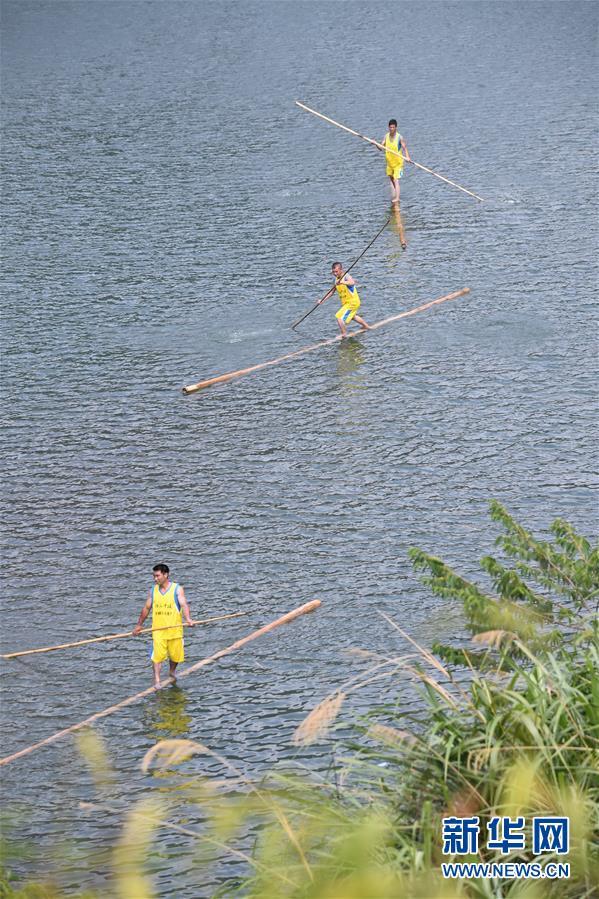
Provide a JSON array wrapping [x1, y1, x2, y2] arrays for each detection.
[[336, 338, 366, 392], [388, 203, 407, 254], [143, 685, 192, 741]]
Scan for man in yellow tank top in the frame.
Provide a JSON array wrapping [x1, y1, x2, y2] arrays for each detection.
[[380, 118, 411, 205], [318, 262, 372, 338], [133, 563, 194, 688]]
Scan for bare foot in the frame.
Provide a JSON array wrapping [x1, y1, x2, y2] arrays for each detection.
[[401, 241, 407, 250], [154, 681, 161, 689], [359, 323, 372, 331]]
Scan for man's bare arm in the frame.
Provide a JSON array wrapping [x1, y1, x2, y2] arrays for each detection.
[[318, 286, 336, 305], [133, 592, 152, 635], [177, 586, 194, 626]]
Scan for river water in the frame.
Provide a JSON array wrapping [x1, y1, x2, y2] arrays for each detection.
[[1, 1, 597, 894]]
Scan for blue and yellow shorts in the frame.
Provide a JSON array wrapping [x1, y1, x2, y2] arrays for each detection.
[[386, 164, 403, 179], [151, 635, 184, 664], [335, 303, 360, 324]]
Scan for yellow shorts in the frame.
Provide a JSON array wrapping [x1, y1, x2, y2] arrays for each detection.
[[386, 165, 403, 179], [151, 634, 184, 664], [336, 303, 359, 324]]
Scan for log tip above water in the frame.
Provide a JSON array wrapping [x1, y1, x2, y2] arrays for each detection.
[[300, 599, 321, 614]]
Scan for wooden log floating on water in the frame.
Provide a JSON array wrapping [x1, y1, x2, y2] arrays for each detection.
[[0, 612, 248, 660], [0, 600, 322, 767], [182, 288, 470, 395]]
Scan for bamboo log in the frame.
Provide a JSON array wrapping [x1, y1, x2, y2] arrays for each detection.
[[0, 600, 321, 767], [295, 101, 485, 202], [182, 288, 470, 395], [367, 287, 470, 331], [183, 332, 345, 394], [0, 612, 248, 660]]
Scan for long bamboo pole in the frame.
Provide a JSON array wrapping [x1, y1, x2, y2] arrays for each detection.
[[0, 600, 321, 767], [182, 288, 470, 395], [0, 612, 248, 660], [295, 101, 484, 202]]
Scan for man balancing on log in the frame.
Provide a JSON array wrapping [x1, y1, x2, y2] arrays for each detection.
[[318, 262, 372, 338], [133, 563, 194, 687], [379, 118, 412, 205]]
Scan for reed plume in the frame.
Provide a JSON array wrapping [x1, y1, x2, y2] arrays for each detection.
[[293, 691, 346, 746]]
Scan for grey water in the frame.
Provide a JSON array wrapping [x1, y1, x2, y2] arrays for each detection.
[[1, 0, 597, 894]]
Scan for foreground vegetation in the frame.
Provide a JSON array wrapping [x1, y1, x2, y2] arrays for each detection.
[[2, 502, 598, 897]]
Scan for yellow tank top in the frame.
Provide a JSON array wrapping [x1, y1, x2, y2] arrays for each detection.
[[335, 280, 360, 309], [152, 581, 183, 639], [384, 132, 403, 170]]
